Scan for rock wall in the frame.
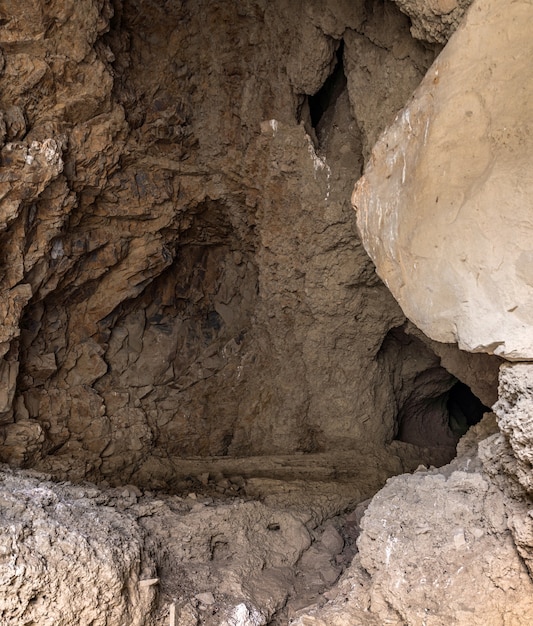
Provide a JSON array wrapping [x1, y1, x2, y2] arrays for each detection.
[[1, 1, 533, 625], [0, 0, 479, 487]]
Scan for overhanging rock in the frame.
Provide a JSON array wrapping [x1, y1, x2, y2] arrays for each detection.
[[352, 0, 533, 361]]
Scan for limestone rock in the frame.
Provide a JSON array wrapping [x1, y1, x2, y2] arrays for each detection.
[[493, 363, 533, 494], [392, 0, 473, 44], [353, 0, 533, 360], [293, 417, 533, 625], [0, 466, 156, 626], [357, 470, 533, 624]]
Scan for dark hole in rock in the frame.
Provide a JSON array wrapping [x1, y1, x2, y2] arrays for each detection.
[[395, 376, 490, 449], [308, 41, 346, 130], [395, 368, 457, 450], [447, 381, 490, 437], [381, 326, 493, 452]]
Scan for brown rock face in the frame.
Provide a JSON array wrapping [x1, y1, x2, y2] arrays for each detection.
[[0, 0, 479, 486], [392, 0, 473, 43], [2, 2, 533, 625]]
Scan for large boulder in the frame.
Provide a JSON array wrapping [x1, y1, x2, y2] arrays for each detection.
[[353, 0, 533, 361]]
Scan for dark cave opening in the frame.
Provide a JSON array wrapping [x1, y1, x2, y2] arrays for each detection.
[[308, 40, 346, 129], [447, 381, 490, 437], [395, 377, 491, 449], [381, 326, 494, 451]]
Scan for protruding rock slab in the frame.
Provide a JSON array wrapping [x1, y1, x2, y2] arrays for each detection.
[[353, 0, 533, 360], [493, 363, 533, 494], [392, 0, 473, 44]]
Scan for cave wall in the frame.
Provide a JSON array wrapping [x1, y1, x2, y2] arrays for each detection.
[[3, 2, 533, 624], [0, 0, 477, 487]]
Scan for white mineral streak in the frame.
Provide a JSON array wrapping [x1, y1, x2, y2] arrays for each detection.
[[306, 134, 332, 203], [352, 0, 533, 360]]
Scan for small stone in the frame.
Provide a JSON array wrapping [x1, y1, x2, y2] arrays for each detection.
[[323, 588, 339, 601], [195, 591, 215, 605], [139, 577, 159, 587], [453, 529, 466, 549], [320, 565, 342, 585], [320, 525, 344, 555], [229, 475, 246, 488], [198, 473, 210, 486]]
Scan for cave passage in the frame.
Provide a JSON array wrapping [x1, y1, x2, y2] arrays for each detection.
[[308, 40, 346, 130], [447, 381, 490, 437], [395, 378, 490, 448]]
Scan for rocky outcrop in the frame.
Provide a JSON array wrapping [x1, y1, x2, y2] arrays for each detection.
[[0, 0, 475, 487], [392, 0, 473, 43], [346, 0, 533, 622], [293, 416, 533, 625], [0, 466, 156, 626], [492, 364, 533, 495], [353, 0, 533, 361]]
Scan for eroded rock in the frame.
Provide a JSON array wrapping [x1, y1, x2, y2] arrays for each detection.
[[0, 467, 156, 626], [0, 0, 464, 486], [293, 416, 533, 625], [493, 363, 533, 495], [392, 0, 473, 43]]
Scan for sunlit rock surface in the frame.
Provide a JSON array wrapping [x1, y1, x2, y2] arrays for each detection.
[[353, 0, 533, 360]]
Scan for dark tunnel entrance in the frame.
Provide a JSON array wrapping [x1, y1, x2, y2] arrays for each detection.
[[395, 376, 491, 449], [447, 381, 490, 438], [382, 326, 493, 451], [308, 41, 346, 130]]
